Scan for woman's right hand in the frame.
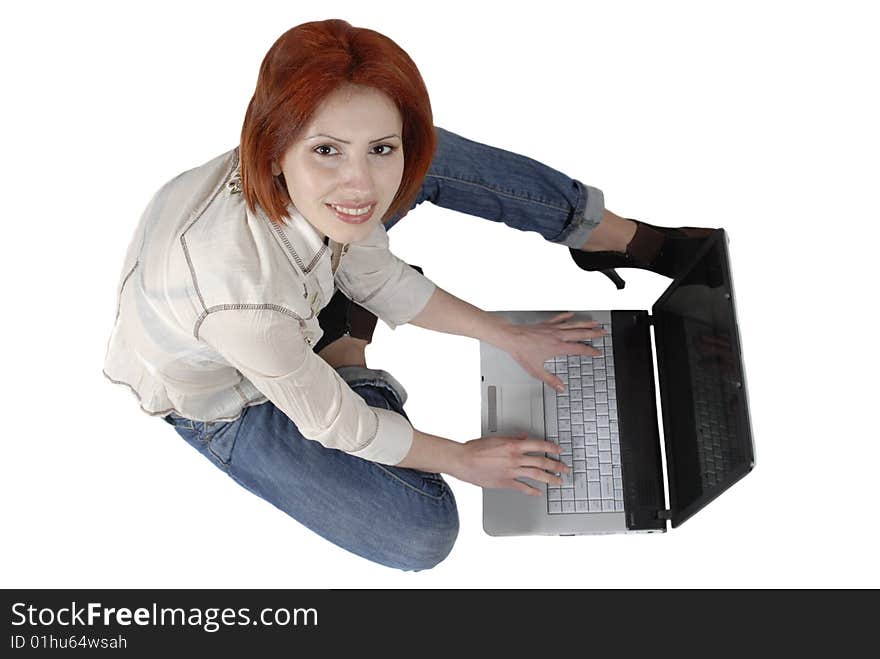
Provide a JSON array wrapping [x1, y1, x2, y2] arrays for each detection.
[[451, 434, 571, 496]]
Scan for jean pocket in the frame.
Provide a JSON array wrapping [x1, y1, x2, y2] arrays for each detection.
[[376, 464, 449, 501], [165, 412, 195, 432], [202, 414, 244, 467]]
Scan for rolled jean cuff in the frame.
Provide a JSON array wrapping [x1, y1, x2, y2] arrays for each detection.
[[553, 182, 605, 249], [336, 366, 409, 408]]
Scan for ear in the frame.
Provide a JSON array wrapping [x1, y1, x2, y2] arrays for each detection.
[[271, 161, 281, 176]]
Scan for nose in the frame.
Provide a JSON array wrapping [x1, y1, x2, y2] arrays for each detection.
[[338, 154, 375, 196]]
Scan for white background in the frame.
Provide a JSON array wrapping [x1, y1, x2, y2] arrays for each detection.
[[2, 0, 877, 588]]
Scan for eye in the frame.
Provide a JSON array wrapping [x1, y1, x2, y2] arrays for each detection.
[[314, 144, 340, 156], [372, 144, 397, 156]]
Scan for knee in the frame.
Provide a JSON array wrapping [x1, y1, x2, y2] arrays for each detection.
[[393, 504, 460, 573]]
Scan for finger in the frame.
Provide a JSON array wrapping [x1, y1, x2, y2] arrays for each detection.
[[560, 320, 602, 329], [511, 480, 543, 497], [559, 328, 607, 341], [516, 467, 563, 486], [519, 439, 564, 455], [521, 455, 571, 474], [541, 371, 566, 393], [577, 344, 603, 357], [545, 312, 575, 324], [556, 320, 604, 330]]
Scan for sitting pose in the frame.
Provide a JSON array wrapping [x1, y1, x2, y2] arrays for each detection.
[[103, 19, 712, 572]]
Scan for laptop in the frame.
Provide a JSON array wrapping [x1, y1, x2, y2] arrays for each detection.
[[480, 229, 755, 535]]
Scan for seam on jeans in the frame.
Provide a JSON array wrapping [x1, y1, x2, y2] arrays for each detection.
[[551, 179, 590, 244], [425, 173, 569, 212], [375, 464, 447, 501], [348, 379, 404, 411]]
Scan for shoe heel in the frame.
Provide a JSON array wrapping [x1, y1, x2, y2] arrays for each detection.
[[601, 269, 626, 290]]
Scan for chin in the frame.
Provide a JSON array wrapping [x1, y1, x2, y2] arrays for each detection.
[[334, 219, 378, 243]]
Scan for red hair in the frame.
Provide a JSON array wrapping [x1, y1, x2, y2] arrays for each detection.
[[239, 19, 436, 224]]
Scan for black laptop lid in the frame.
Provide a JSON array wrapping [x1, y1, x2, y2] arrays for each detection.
[[651, 230, 755, 527]]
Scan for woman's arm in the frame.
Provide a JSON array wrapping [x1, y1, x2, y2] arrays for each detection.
[[408, 286, 606, 392]]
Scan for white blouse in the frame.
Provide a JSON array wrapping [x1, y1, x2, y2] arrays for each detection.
[[103, 146, 436, 465]]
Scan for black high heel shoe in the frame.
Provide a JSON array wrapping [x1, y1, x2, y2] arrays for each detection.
[[569, 219, 716, 289]]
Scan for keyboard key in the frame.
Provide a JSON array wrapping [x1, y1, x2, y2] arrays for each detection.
[[548, 489, 561, 501], [599, 451, 611, 464], [574, 460, 585, 473], [587, 469, 600, 482], [562, 501, 575, 513], [586, 445, 599, 458], [589, 501, 602, 512], [573, 448, 585, 461], [602, 500, 615, 512], [549, 501, 561, 513], [561, 488, 574, 501], [576, 500, 589, 513], [574, 473, 587, 499], [600, 463, 611, 476], [614, 500, 625, 512], [588, 482, 600, 499], [601, 476, 614, 498]]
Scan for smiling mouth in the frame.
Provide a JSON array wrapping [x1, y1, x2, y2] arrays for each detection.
[[327, 203, 375, 216], [326, 203, 376, 224]]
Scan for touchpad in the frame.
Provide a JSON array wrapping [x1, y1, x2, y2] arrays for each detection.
[[499, 384, 541, 437]]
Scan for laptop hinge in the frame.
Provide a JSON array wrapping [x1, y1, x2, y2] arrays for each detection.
[[646, 314, 655, 325], [656, 509, 672, 521]]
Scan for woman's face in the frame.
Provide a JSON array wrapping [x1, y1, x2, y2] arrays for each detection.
[[272, 83, 405, 244]]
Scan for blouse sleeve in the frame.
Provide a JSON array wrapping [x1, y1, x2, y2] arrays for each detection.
[[198, 308, 413, 465], [334, 221, 436, 329]]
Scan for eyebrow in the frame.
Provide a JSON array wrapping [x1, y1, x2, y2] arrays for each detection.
[[305, 133, 401, 144]]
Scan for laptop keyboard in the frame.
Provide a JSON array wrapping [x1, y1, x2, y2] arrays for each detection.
[[543, 322, 625, 514]]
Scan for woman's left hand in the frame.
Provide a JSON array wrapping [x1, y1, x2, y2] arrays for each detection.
[[499, 312, 606, 392]]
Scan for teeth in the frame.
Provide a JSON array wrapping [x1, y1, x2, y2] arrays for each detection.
[[330, 204, 374, 216]]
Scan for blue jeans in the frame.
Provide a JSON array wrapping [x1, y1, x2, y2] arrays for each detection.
[[387, 126, 605, 248], [165, 367, 458, 572], [165, 127, 600, 571]]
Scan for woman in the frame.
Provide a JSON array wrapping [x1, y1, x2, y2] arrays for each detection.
[[103, 19, 712, 571]]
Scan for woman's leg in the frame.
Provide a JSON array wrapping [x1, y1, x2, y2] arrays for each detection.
[[384, 126, 607, 249], [164, 369, 459, 572]]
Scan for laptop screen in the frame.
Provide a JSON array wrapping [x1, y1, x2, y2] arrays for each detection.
[[651, 230, 755, 527]]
